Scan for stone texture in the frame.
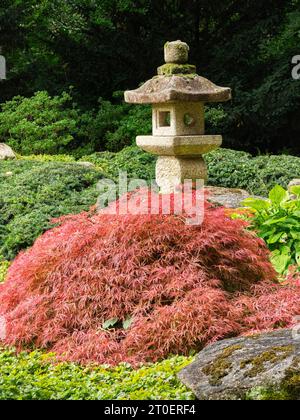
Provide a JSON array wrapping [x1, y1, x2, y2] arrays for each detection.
[[77, 161, 95, 168], [124, 40, 231, 194], [125, 75, 232, 104], [156, 156, 207, 194], [0, 143, 16, 160], [288, 179, 300, 199], [178, 329, 300, 400], [137, 135, 222, 156], [164, 40, 189, 64], [206, 186, 256, 209], [152, 102, 205, 137]]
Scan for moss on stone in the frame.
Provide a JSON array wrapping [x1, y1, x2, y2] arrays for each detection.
[[245, 386, 291, 400], [280, 357, 300, 399], [240, 346, 294, 378], [157, 63, 196, 76], [202, 345, 242, 386]]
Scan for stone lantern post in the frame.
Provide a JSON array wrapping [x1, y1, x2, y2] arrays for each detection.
[[125, 41, 231, 193]]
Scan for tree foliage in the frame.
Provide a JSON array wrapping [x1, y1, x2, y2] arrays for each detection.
[[0, 0, 299, 153]]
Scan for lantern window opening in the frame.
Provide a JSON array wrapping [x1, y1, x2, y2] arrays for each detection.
[[157, 110, 171, 128]]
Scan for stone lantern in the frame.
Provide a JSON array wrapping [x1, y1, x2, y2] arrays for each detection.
[[125, 41, 231, 193]]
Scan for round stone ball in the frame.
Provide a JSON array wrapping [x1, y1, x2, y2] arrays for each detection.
[[164, 40, 189, 64]]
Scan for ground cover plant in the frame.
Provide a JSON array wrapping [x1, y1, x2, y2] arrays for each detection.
[[0, 349, 194, 400], [1, 188, 295, 366]]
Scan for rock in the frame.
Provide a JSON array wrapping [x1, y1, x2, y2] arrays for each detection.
[[288, 179, 300, 200], [206, 186, 261, 209], [178, 329, 300, 400], [0, 144, 16, 160], [77, 161, 95, 169]]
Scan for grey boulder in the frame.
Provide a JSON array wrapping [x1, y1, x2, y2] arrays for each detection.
[[0, 143, 16, 160], [178, 329, 300, 400]]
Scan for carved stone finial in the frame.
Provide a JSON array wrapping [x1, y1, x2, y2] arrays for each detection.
[[164, 40, 189, 64]]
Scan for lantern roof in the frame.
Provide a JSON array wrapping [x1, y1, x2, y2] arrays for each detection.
[[125, 40, 231, 104]]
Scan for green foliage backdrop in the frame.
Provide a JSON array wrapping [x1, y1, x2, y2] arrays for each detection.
[[0, 0, 299, 154]]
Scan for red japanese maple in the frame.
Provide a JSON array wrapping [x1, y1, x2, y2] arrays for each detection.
[[0, 189, 298, 365]]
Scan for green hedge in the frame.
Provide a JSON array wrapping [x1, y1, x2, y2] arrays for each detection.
[[205, 149, 300, 196], [81, 147, 300, 197], [0, 160, 104, 260], [80, 146, 156, 182], [0, 349, 194, 400]]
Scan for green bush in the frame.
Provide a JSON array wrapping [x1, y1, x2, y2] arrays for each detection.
[[81, 146, 156, 181], [0, 91, 81, 155], [75, 97, 152, 155], [241, 185, 300, 275], [0, 160, 104, 260], [81, 147, 300, 197], [0, 349, 194, 400], [21, 154, 76, 163], [205, 149, 300, 196]]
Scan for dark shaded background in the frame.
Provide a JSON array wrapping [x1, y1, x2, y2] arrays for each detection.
[[0, 0, 299, 154]]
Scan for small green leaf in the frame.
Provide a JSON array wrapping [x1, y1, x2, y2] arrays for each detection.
[[123, 317, 134, 330], [269, 185, 289, 206], [102, 318, 119, 330], [242, 198, 271, 212], [270, 253, 290, 274], [263, 216, 287, 226], [267, 232, 284, 244]]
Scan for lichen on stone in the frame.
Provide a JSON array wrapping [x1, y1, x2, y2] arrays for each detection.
[[157, 63, 196, 76], [202, 345, 242, 386], [240, 346, 295, 378], [245, 386, 291, 401]]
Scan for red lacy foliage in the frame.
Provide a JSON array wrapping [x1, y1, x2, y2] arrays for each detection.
[[0, 189, 299, 365]]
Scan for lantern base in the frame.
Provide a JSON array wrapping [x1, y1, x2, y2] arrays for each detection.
[[156, 156, 207, 194]]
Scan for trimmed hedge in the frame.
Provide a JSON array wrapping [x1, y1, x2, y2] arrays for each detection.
[[0, 349, 194, 400], [0, 160, 104, 260], [18, 147, 300, 198], [80, 147, 300, 197], [80, 146, 156, 182], [205, 149, 300, 196]]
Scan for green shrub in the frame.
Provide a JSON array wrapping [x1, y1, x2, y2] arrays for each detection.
[[81, 146, 300, 197], [0, 91, 80, 155], [205, 149, 300, 196], [251, 155, 300, 196], [240, 185, 300, 275], [0, 349, 194, 400], [0, 160, 104, 260], [75, 98, 152, 155], [81, 146, 156, 181], [205, 148, 255, 190], [21, 154, 76, 163]]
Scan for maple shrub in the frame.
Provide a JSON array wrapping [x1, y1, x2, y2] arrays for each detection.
[[1, 189, 300, 366]]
